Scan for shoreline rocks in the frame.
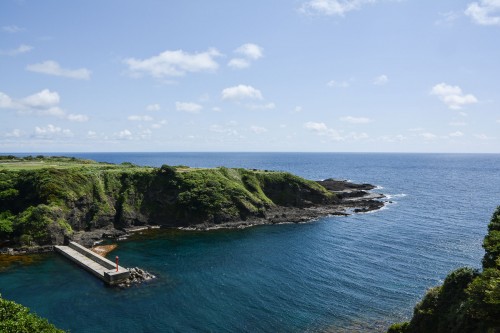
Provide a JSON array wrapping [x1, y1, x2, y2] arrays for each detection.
[[117, 267, 156, 288]]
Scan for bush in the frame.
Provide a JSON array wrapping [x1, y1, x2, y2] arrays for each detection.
[[387, 322, 409, 333], [0, 294, 65, 332]]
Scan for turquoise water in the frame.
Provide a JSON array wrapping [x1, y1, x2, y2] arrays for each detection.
[[1, 153, 500, 332]]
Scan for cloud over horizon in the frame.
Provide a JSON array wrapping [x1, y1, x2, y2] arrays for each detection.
[[0, 89, 88, 122], [431, 83, 478, 110]]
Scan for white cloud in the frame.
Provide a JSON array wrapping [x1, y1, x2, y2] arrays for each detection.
[[250, 126, 268, 134], [431, 83, 478, 109], [146, 104, 161, 111], [327, 80, 351, 88], [449, 131, 464, 137], [0, 90, 89, 122], [34, 124, 73, 138], [235, 43, 263, 60], [222, 85, 263, 100], [175, 102, 203, 114], [300, 0, 380, 16], [420, 132, 437, 140], [67, 114, 89, 122], [497, 119, 500, 123], [118, 129, 133, 139], [212, 107, 222, 112], [293, 106, 303, 113], [26, 61, 91, 80], [246, 102, 276, 110], [22, 89, 60, 108], [475, 133, 495, 140], [151, 119, 167, 129], [0, 92, 14, 108], [304, 122, 365, 141], [0, 44, 33, 56], [304, 121, 328, 132], [128, 115, 154, 121], [2, 25, 24, 33], [228, 43, 264, 69], [379, 134, 406, 142], [124, 48, 221, 78], [228, 58, 250, 69], [373, 74, 388, 85], [38, 107, 65, 118], [340, 116, 372, 124], [449, 121, 467, 126], [435, 11, 462, 26], [5, 129, 22, 138], [209, 124, 239, 136], [87, 130, 98, 138], [465, 0, 500, 25]]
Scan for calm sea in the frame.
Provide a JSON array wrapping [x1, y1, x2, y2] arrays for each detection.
[[1, 153, 499, 332]]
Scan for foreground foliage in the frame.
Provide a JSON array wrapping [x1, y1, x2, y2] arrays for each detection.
[[0, 294, 65, 333], [388, 207, 500, 333]]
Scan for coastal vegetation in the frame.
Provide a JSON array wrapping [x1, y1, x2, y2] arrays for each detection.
[[388, 206, 500, 333], [0, 156, 336, 247], [0, 294, 65, 333]]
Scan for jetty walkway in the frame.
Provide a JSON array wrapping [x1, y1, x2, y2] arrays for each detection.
[[55, 241, 130, 285]]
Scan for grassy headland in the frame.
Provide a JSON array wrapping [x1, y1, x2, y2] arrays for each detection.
[[0, 156, 338, 248]]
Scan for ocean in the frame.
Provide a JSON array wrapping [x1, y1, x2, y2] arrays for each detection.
[[1, 153, 499, 332]]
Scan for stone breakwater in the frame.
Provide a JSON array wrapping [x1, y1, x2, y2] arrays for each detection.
[[118, 267, 156, 288]]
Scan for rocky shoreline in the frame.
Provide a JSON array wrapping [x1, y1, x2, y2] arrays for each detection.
[[1, 178, 385, 254], [180, 179, 385, 231]]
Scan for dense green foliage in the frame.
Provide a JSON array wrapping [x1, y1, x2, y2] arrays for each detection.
[[0, 294, 65, 333], [0, 156, 335, 246], [388, 207, 500, 333]]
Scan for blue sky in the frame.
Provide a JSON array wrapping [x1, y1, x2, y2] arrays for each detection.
[[1, 0, 499, 153]]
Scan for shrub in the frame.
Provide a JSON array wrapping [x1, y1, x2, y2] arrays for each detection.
[[0, 294, 65, 332]]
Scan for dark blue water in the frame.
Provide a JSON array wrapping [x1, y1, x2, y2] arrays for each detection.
[[1, 153, 500, 332]]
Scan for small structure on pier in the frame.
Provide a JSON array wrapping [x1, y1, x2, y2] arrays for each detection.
[[55, 241, 130, 285]]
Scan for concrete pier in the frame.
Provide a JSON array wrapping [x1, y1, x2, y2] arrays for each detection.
[[55, 241, 129, 285]]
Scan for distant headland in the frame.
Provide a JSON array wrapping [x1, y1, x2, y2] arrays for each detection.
[[0, 155, 384, 253]]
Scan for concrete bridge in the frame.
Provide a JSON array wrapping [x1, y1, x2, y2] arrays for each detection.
[[55, 241, 130, 285]]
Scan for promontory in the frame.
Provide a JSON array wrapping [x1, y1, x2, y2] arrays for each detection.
[[0, 156, 384, 251]]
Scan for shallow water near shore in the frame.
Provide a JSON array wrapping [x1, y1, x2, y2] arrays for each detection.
[[1, 153, 500, 332]]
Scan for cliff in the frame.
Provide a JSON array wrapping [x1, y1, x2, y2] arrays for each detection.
[[0, 156, 382, 249], [388, 206, 500, 333]]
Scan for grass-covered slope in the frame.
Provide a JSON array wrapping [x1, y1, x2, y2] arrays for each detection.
[[0, 156, 335, 247], [0, 294, 65, 333], [388, 206, 500, 333]]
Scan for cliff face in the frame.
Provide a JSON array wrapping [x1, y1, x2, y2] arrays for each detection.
[[0, 158, 336, 247], [388, 207, 500, 333]]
